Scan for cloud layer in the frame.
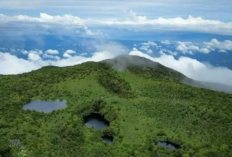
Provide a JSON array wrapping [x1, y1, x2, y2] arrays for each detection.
[[175, 39, 232, 54], [88, 10, 232, 35], [139, 41, 157, 54], [0, 42, 128, 74], [63, 50, 76, 58], [1, 0, 231, 22], [129, 48, 232, 86], [1, 11, 232, 37], [1, 42, 232, 89], [0, 13, 103, 37]]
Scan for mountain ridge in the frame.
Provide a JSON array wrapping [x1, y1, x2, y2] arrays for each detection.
[[1, 55, 231, 94], [101, 55, 232, 94]]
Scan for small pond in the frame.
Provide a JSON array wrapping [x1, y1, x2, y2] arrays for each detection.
[[102, 135, 113, 144], [157, 141, 180, 150], [23, 100, 67, 113], [83, 113, 109, 130]]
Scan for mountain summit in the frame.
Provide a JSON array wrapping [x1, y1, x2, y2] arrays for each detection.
[[101, 55, 160, 71], [102, 55, 232, 94]]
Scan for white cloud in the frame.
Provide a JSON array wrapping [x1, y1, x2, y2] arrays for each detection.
[[28, 52, 41, 61], [203, 39, 232, 51], [161, 49, 178, 56], [0, 52, 48, 74], [0, 13, 104, 38], [139, 41, 157, 54], [89, 10, 232, 35], [0, 42, 127, 74], [140, 47, 153, 54], [141, 41, 157, 47], [63, 50, 76, 58], [43, 53, 60, 60], [45, 49, 59, 55], [176, 42, 196, 54], [129, 48, 232, 86], [21, 50, 28, 55], [161, 40, 171, 45], [175, 39, 232, 54], [21, 49, 43, 55], [79, 52, 87, 56], [140, 45, 151, 51], [34, 50, 43, 55], [0, 13, 84, 25], [1, 11, 232, 37], [219, 50, 227, 53], [199, 48, 210, 54], [124, 10, 147, 21], [159, 50, 165, 55], [147, 49, 153, 54], [94, 41, 128, 55], [64, 50, 76, 54], [27, 50, 43, 61], [140, 46, 148, 51], [1, 41, 232, 90], [176, 41, 211, 54], [63, 53, 72, 58]]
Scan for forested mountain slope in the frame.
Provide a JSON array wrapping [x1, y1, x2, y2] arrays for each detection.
[[0, 55, 232, 157]]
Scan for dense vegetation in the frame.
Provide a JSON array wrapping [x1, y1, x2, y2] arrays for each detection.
[[0, 56, 232, 157]]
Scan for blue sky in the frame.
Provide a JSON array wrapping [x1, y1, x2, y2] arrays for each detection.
[[0, 0, 232, 87], [1, 0, 232, 21]]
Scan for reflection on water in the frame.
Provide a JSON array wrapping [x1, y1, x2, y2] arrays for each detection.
[[83, 113, 109, 130], [23, 100, 67, 113], [157, 141, 180, 150]]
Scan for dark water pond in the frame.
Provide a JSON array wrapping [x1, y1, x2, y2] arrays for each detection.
[[83, 113, 109, 130], [157, 141, 180, 150], [23, 100, 67, 113], [102, 135, 113, 144]]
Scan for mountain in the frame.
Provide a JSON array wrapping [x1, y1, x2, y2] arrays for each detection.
[[102, 55, 232, 93], [0, 55, 232, 157], [101, 55, 161, 71]]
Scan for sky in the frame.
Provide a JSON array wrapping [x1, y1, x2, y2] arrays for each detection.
[[0, 0, 232, 88]]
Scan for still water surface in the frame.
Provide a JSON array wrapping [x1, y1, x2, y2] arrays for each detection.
[[157, 141, 180, 150], [23, 100, 67, 113], [83, 113, 109, 130]]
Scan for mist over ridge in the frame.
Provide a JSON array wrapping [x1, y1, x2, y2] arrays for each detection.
[[101, 54, 232, 94]]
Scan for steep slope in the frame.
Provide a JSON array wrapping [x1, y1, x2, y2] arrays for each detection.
[[0, 55, 232, 157], [102, 55, 232, 93]]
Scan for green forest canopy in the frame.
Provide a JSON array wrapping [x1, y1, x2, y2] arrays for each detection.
[[0, 56, 232, 157]]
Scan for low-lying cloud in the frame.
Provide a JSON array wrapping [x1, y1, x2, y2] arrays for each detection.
[[163, 39, 232, 55], [1, 42, 232, 91], [0, 42, 127, 74], [129, 48, 232, 87]]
